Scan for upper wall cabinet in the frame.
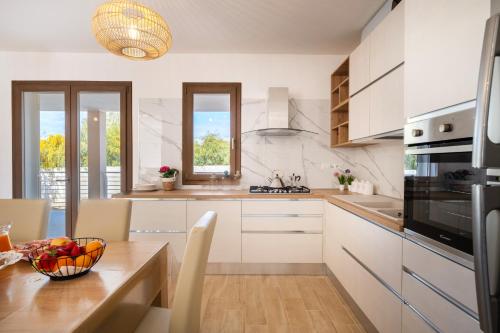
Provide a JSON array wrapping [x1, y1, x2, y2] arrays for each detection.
[[350, 37, 371, 95], [350, 0, 405, 96], [369, 0, 405, 82], [404, 0, 490, 118]]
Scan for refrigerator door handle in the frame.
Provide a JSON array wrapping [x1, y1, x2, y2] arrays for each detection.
[[473, 14, 500, 168], [473, 185, 500, 333]]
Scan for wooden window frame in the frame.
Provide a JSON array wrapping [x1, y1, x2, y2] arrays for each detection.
[[12, 81, 132, 236], [182, 82, 241, 185]]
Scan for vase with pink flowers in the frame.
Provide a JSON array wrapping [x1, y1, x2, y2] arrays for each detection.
[[334, 168, 355, 191], [159, 165, 179, 191]]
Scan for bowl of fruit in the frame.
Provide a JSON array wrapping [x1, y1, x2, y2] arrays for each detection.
[[28, 237, 106, 281]]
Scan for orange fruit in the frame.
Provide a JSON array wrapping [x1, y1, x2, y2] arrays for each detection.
[[52, 256, 75, 272], [85, 240, 104, 261], [74, 254, 93, 268], [50, 237, 71, 247]]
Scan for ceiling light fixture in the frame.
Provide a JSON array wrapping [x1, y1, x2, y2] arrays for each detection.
[[92, 0, 172, 60]]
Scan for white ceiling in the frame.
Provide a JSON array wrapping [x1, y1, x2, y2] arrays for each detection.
[[0, 0, 384, 54]]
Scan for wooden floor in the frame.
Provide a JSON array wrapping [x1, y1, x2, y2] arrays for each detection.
[[201, 275, 366, 333]]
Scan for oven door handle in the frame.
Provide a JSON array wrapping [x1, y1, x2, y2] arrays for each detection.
[[473, 14, 500, 169], [405, 145, 472, 155]]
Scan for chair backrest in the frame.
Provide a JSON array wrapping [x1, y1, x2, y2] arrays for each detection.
[[74, 199, 131, 241], [169, 211, 217, 333], [0, 199, 50, 242]]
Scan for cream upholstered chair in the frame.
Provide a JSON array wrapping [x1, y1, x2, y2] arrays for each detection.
[[135, 211, 217, 333], [0, 199, 50, 242], [74, 199, 132, 241]]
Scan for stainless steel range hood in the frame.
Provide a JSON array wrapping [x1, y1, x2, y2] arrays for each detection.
[[243, 87, 318, 136]]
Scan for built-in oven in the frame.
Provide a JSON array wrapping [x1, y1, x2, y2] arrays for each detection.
[[404, 108, 487, 262]]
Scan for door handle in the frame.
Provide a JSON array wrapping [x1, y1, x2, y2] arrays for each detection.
[[473, 184, 500, 332], [55, 178, 71, 182], [473, 14, 500, 168]]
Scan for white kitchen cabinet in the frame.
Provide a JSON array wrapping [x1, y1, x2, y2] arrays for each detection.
[[369, 0, 405, 81], [129, 200, 187, 261], [402, 304, 436, 333], [403, 269, 481, 333], [328, 203, 402, 293], [349, 36, 371, 95], [242, 199, 323, 215], [187, 200, 241, 263], [349, 87, 370, 140], [403, 239, 478, 313], [404, 0, 490, 118], [242, 233, 323, 263], [370, 65, 405, 135], [130, 200, 187, 232], [324, 203, 402, 333], [242, 215, 322, 232]]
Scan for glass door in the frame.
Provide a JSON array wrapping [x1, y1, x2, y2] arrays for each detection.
[[12, 82, 132, 237], [12, 84, 71, 237]]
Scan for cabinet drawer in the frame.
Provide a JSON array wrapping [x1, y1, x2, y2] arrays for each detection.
[[129, 232, 186, 261], [340, 209, 403, 293], [130, 200, 186, 232], [403, 270, 481, 333], [403, 239, 477, 313], [187, 201, 241, 263], [242, 200, 323, 215], [242, 216, 322, 232], [402, 303, 437, 333], [340, 246, 402, 333], [242, 233, 322, 263]]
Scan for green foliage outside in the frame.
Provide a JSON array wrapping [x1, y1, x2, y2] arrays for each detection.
[[40, 134, 65, 169], [40, 113, 121, 169], [194, 133, 230, 166]]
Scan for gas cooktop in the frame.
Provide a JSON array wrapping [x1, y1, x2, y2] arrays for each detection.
[[249, 186, 311, 194]]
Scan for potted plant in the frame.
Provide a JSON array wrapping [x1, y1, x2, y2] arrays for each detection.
[[334, 168, 355, 191], [159, 165, 178, 191]]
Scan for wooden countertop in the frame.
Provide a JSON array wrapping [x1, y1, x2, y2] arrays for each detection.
[[114, 189, 404, 232], [0, 241, 169, 333]]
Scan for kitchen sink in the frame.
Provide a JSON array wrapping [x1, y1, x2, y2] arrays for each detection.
[[376, 209, 404, 219], [353, 201, 402, 209]]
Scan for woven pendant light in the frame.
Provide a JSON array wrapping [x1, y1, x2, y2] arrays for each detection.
[[92, 0, 172, 60]]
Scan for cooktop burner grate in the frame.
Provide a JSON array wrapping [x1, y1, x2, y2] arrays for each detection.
[[249, 186, 311, 194]]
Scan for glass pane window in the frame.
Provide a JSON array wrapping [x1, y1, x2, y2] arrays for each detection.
[[193, 93, 231, 174], [23, 92, 67, 238], [78, 92, 121, 200], [182, 83, 241, 185]]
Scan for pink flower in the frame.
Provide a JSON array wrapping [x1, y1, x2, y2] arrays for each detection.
[[333, 171, 340, 177], [159, 165, 170, 173]]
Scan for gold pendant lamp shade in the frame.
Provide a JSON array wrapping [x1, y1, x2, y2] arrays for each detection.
[[92, 0, 172, 60]]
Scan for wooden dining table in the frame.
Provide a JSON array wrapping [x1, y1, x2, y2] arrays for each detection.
[[0, 241, 172, 333]]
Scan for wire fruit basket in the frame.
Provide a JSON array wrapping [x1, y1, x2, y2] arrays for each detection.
[[28, 237, 106, 281]]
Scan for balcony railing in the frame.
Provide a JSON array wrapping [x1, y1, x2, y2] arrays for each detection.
[[40, 168, 121, 209]]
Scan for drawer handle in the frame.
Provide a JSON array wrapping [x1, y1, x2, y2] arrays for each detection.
[[130, 229, 185, 234], [341, 246, 403, 302], [402, 266, 478, 321], [405, 303, 441, 333]]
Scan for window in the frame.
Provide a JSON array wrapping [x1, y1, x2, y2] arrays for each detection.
[[12, 81, 132, 237], [182, 83, 241, 184]]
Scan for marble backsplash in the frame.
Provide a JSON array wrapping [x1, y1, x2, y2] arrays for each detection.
[[138, 98, 405, 198]]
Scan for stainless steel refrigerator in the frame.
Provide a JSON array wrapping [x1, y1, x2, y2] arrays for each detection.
[[473, 12, 500, 333]]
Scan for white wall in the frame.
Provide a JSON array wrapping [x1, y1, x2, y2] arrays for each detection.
[[0, 51, 342, 197]]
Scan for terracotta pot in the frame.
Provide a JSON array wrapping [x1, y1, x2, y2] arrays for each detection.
[[161, 178, 176, 191]]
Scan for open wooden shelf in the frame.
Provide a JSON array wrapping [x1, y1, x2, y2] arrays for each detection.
[[330, 58, 350, 147], [330, 58, 370, 148]]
